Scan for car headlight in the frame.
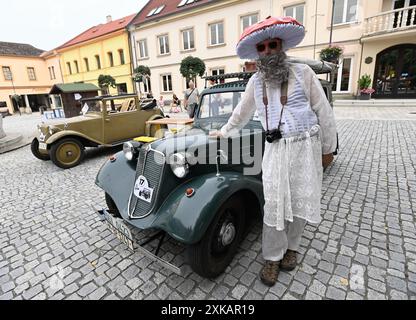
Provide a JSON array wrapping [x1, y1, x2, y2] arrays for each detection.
[[123, 141, 141, 161], [170, 153, 189, 178]]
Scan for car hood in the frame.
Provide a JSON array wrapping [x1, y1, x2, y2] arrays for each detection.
[[149, 120, 262, 158], [150, 127, 213, 155]]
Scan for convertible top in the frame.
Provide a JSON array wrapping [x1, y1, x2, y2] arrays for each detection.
[[203, 57, 337, 85], [287, 56, 337, 74]]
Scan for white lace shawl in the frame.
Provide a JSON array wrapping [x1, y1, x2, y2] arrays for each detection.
[[220, 63, 337, 155]]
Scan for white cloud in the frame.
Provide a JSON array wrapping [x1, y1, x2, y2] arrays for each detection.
[[0, 0, 147, 50]]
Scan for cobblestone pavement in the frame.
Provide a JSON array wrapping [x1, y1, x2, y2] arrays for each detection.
[[0, 107, 415, 300], [1, 113, 39, 142], [334, 106, 416, 121]]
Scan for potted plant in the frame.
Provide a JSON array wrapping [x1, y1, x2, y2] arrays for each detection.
[[133, 65, 151, 96], [319, 45, 343, 64], [180, 56, 206, 85], [358, 74, 375, 100]]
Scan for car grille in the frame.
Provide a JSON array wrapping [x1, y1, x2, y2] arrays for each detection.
[[128, 147, 165, 219]]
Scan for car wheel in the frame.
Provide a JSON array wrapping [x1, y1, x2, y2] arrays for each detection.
[[186, 195, 246, 278], [30, 138, 50, 161], [50, 138, 85, 169], [105, 193, 121, 218]]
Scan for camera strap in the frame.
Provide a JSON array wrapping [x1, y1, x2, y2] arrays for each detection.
[[263, 80, 288, 132]]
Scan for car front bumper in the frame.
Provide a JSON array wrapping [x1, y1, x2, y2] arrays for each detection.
[[94, 207, 183, 276]]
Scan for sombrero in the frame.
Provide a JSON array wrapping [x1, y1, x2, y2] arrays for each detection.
[[237, 16, 305, 60]]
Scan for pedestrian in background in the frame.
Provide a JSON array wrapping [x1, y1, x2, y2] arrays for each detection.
[[184, 80, 199, 118]]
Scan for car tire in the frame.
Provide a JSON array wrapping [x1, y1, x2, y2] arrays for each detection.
[[31, 138, 50, 161], [50, 138, 85, 169], [186, 194, 246, 278], [105, 193, 122, 218]]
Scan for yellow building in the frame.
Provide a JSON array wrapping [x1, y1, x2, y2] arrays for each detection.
[[0, 42, 62, 114], [56, 14, 136, 96]]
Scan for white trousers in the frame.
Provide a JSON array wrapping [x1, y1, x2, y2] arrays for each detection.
[[262, 217, 307, 262]]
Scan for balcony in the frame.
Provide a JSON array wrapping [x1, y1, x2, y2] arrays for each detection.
[[363, 5, 416, 38]]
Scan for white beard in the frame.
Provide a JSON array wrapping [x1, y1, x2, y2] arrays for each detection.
[[256, 51, 290, 86]]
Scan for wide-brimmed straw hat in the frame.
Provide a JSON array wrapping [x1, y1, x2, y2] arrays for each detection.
[[237, 16, 305, 60]]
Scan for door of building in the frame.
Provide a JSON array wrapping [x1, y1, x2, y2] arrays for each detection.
[[373, 44, 416, 98]]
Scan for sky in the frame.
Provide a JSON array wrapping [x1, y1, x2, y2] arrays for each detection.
[[0, 0, 148, 51]]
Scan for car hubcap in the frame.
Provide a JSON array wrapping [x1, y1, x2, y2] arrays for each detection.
[[220, 222, 236, 246], [57, 143, 80, 165]]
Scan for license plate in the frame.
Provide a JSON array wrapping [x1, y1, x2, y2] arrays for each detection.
[[103, 210, 134, 251], [39, 142, 47, 150]]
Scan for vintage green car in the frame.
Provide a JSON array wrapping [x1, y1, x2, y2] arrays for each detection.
[[95, 60, 339, 278], [31, 94, 165, 169]]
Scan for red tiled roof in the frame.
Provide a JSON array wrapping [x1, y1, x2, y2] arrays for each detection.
[[0, 41, 45, 57], [56, 14, 136, 50], [131, 0, 214, 26]]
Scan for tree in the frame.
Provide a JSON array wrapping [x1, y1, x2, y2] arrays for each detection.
[[133, 66, 151, 82], [133, 66, 151, 96], [180, 56, 206, 84], [98, 75, 116, 95]]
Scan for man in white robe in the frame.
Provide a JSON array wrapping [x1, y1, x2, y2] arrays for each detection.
[[210, 16, 337, 286]]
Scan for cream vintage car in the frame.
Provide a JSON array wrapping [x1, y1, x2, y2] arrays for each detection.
[[31, 94, 166, 169]]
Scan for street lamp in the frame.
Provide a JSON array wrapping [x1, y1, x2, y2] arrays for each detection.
[[313, 0, 325, 59], [329, 0, 336, 45]]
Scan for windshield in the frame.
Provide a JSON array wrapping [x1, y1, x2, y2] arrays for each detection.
[[198, 91, 260, 121], [80, 97, 138, 115], [198, 92, 242, 119], [80, 101, 101, 115]]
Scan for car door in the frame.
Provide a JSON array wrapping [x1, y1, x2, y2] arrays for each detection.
[[102, 99, 146, 144]]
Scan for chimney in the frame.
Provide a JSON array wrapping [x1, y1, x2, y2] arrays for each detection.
[[106, 15, 112, 23]]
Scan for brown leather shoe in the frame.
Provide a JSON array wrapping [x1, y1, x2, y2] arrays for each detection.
[[260, 260, 280, 287], [280, 250, 298, 271]]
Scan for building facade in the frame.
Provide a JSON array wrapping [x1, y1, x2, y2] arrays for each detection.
[[275, 0, 416, 99], [0, 42, 63, 114], [129, 0, 270, 101], [56, 14, 136, 96], [129, 0, 415, 100]]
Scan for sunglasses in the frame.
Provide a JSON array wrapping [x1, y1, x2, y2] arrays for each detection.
[[256, 41, 280, 52]]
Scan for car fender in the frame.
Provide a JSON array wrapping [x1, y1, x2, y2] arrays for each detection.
[[46, 130, 102, 146], [95, 151, 137, 215], [151, 172, 264, 245]]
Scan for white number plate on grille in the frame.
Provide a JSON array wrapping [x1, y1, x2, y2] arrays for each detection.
[[134, 175, 154, 203], [39, 142, 47, 150]]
